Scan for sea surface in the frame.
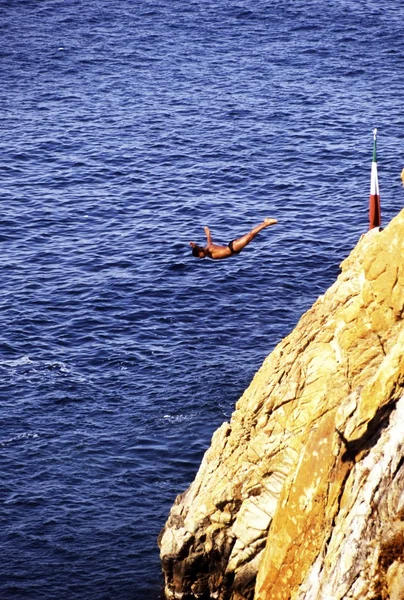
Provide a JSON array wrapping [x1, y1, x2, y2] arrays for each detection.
[[0, 1, 403, 598]]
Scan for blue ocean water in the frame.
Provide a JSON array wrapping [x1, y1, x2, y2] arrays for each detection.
[[0, 1, 403, 598]]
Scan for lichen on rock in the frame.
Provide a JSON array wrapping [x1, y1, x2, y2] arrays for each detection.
[[159, 209, 404, 600]]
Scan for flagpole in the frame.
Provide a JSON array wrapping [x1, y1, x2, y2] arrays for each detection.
[[369, 128, 381, 230]]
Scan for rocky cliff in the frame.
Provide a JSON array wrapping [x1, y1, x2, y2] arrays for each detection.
[[159, 208, 404, 600]]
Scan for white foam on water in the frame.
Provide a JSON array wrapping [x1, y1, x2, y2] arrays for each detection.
[[0, 355, 33, 368], [0, 431, 39, 447]]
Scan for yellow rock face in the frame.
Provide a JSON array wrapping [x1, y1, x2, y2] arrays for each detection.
[[159, 209, 404, 600]]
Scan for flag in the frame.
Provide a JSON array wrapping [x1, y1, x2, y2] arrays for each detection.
[[369, 128, 381, 230]]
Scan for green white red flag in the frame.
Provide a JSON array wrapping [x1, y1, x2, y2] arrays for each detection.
[[369, 128, 381, 230]]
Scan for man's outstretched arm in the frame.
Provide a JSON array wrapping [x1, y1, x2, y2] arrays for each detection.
[[204, 226, 212, 246]]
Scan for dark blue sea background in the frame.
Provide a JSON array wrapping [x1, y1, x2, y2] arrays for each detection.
[[0, 1, 403, 598]]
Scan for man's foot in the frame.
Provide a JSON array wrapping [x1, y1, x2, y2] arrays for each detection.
[[263, 218, 277, 226]]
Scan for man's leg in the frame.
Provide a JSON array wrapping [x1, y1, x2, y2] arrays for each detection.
[[230, 218, 277, 253]]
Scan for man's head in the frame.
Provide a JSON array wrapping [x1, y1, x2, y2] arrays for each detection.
[[191, 244, 205, 258]]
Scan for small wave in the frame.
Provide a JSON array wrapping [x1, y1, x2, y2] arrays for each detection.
[[0, 355, 33, 368], [163, 414, 190, 422], [150, 345, 168, 354], [0, 431, 39, 447], [45, 361, 71, 373]]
